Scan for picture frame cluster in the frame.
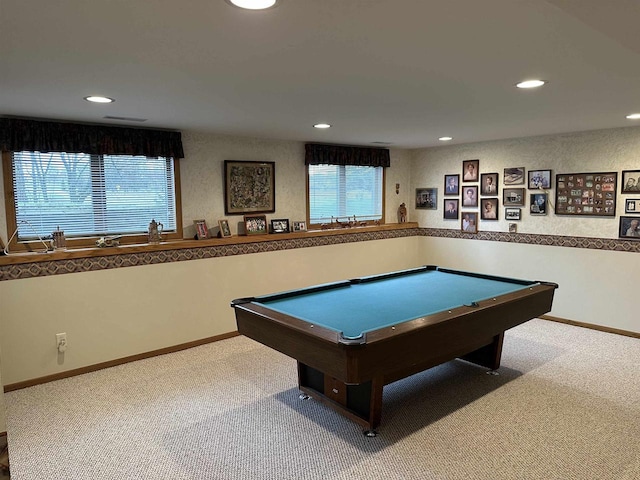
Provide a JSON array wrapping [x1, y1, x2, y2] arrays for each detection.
[[435, 162, 638, 240]]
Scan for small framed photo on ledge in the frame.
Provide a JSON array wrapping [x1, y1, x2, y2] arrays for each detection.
[[292, 221, 307, 232], [218, 219, 232, 238], [193, 219, 209, 239], [270, 218, 290, 234], [244, 214, 267, 236]]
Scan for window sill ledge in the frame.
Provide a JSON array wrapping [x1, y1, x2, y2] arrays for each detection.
[[0, 222, 419, 267]]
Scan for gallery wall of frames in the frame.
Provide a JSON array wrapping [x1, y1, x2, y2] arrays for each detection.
[[415, 160, 640, 240]]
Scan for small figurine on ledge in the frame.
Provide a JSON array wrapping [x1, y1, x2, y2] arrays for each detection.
[[398, 203, 407, 223]]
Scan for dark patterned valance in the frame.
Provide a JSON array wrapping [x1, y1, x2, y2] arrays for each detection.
[[0, 118, 184, 158], [305, 143, 390, 167]]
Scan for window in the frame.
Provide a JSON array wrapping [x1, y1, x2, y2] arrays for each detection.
[[307, 164, 384, 225], [4, 151, 182, 250]]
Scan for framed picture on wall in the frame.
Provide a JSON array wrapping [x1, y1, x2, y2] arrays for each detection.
[[462, 159, 479, 182], [503, 188, 525, 206], [505, 207, 521, 220], [480, 198, 499, 220], [625, 199, 640, 214], [416, 188, 437, 209], [444, 174, 460, 195], [462, 186, 478, 207], [504, 167, 525, 185], [530, 193, 548, 215], [555, 172, 617, 216], [621, 170, 640, 193], [443, 199, 459, 219], [480, 173, 498, 195], [619, 216, 640, 239], [461, 212, 478, 233], [224, 160, 276, 215], [528, 169, 552, 189]]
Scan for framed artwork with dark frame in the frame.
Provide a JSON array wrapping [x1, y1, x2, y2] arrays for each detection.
[[505, 207, 521, 221], [621, 170, 640, 193], [270, 218, 290, 234], [555, 172, 617, 216], [218, 219, 232, 238], [416, 188, 437, 209], [528, 169, 552, 189], [480, 198, 499, 220], [462, 185, 478, 207], [462, 159, 479, 182], [461, 212, 478, 233], [503, 188, 525, 206], [625, 198, 640, 214], [530, 193, 548, 215], [243, 214, 268, 235], [444, 174, 460, 195], [224, 160, 276, 215], [619, 216, 640, 239], [443, 199, 459, 219], [480, 173, 498, 195], [504, 167, 525, 185], [193, 219, 209, 239]]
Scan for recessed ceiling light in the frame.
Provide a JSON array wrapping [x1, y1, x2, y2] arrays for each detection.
[[84, 96, 114, 104], [313, 123, 331, 129], [439, 136, 453, 141], [516, 79, 546, 89], [626, 113, 640, 120], [226, 0, 277, 10]]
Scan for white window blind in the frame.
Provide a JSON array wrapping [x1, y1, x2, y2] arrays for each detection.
[[11, 151, 177, 239], [308, 164, 383, 224]]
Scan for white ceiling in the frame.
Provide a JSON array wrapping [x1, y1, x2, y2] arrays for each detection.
[[1, 0, 639, 149]]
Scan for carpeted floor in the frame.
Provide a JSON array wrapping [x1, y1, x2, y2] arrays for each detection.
[[4, 319, 640, 479]]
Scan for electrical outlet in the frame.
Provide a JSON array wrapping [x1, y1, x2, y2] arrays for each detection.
[[56, 332, 67, 353]]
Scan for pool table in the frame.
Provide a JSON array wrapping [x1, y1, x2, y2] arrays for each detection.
[[231, 265, 557, 433]]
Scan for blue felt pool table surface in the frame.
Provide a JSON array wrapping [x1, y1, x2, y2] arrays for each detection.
[[253, 267, 536, 339]]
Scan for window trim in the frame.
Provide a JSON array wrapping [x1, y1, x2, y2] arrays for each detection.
[[305, 164, 386, 228], [2, 151, 184, 252]]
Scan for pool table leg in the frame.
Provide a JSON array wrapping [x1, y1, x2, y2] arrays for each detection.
[[459, 333, 504, 370], [297, 363, 384, 433]]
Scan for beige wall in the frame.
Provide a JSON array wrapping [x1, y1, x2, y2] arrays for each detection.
[[0, 350, 4, 432], [0, 237, 422, 386], [419, 237, 636, 333]]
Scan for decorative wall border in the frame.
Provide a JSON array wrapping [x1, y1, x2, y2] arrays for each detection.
[[1, 226, 637, 281], [420, 227, 640, 252], [0, 227, 420, 281]]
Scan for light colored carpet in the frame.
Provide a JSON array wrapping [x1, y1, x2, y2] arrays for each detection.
[[5, 319, 640, 480]]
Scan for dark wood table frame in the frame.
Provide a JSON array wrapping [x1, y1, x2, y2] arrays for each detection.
[[232, 268, 557, 433]]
